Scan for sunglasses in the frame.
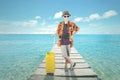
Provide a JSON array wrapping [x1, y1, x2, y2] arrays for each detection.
[[64, 16, 69, 18]]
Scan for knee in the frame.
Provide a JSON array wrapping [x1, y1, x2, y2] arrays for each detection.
[[64, 57, 68, 60], [65, 59, 69, 63], [64, 57, 69, 63]]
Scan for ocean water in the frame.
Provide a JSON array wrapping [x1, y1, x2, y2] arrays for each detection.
[[0, 34, 120, 80], [74, 35, 120, 80], [0, 34, 53, 80]]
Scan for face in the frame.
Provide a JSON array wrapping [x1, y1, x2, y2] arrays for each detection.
[[63, 15, 69, 22]]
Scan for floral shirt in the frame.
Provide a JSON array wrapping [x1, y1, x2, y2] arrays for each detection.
[[57, 21, 80, 47]]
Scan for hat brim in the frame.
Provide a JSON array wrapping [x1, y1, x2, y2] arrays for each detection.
[[62, 14, 71, 17]]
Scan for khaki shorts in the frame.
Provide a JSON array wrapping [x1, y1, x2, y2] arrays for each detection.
[[61, 45, 71, 57]]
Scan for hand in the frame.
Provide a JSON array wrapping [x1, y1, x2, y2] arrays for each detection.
[[72, 31, 76, 35], [52, 33, 57, 37]]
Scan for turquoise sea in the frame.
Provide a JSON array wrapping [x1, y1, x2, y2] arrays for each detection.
[[0, 34, 120, 80]]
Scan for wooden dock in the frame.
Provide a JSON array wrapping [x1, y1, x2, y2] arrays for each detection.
[[29, 44, 100, 80]]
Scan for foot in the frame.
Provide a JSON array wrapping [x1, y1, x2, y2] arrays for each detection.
[[70, 62, 76, 71]]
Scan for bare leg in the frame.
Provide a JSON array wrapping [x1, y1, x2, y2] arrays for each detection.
[[65, 57, 74, 66], [65, 59, 68, 68], [64, 58, 69, 72]]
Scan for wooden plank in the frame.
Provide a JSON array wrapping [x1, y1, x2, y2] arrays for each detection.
[[51, 47, 79, 53], [51, 50, 79, 53], [38, 63, 91, 69], [55, 52, 78, 54], [51, 48, 77, 50], [33, 68, 97, 77], [29, 75, 98, 80], [43, 59, 85, 64], [51, 48, 78, 51], [55, 56, 83, 60], [55, 54, 83, 58], [43, 59, 86, 63], [55, 53, 81, 56]]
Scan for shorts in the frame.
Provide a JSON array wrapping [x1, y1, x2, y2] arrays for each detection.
[[61, 44, 71, 57]]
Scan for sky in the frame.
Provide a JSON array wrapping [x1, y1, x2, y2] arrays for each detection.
[[0, 0, 120, 34]]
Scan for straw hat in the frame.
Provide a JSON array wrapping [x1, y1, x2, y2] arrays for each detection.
[[62, 11, 71, 16]]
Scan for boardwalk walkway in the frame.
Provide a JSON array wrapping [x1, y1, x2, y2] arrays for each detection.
[[29, 44, 100, 80]]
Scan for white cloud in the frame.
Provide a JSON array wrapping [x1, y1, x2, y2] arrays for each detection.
[[89, 23, 102, 27], [27, 20, 38, 25], [89, 13, 101, 20], [102, 10, 118, 18], [37, 28, 56, 34], [54, 11, 62, 19], [11, 20, 38, 27], [35, 16, 41, 19], [26, 21, 58, 34], [11, 16, 41, 27], [29, 24, 57, 34], [83, 14, 101, 22], [40, 21, 46, 26], [74, 17, 83, 22], [74, 10, 118, 23], [10, 16, 41, 27]]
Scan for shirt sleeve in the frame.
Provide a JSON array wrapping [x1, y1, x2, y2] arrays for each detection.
[[56, 23, 61, 34], [73, 23, 80, 32]]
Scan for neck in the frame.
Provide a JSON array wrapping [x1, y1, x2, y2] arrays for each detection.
[[64, 21, 68, 24]]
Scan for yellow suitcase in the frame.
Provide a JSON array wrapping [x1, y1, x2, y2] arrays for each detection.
[[46, 52, 55, 75]]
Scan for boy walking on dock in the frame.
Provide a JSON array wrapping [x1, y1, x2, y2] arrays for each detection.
[[53, 11, 80, 72]]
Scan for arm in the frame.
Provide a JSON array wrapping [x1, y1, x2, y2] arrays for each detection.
[[52, 23, 61, 37], [72, 23, 80, 35]]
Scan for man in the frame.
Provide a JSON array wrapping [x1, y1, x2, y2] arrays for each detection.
[[54, 11, 80, 72]]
